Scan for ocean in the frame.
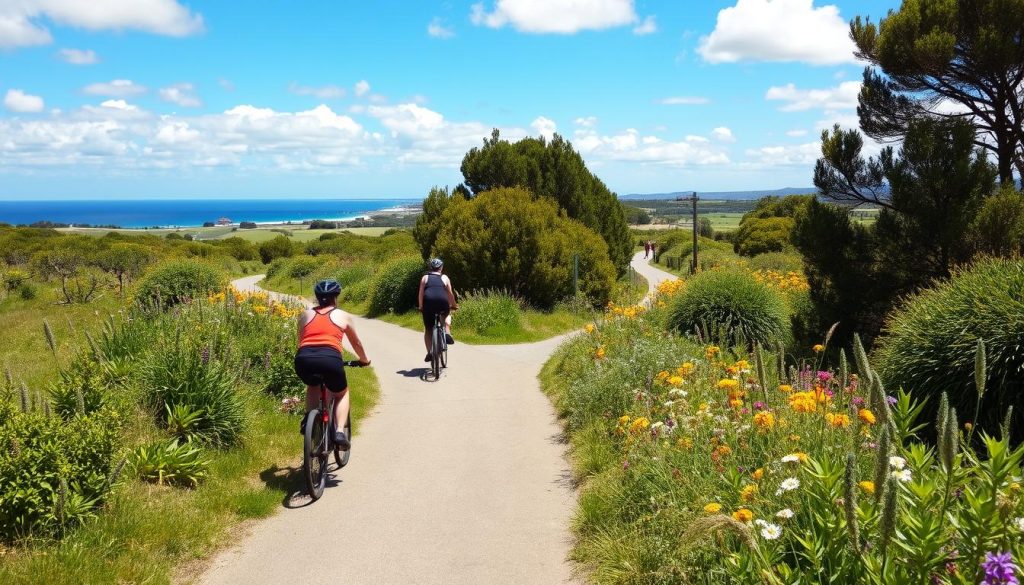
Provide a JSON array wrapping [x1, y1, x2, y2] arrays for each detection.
[[0, 199, 418, 229]]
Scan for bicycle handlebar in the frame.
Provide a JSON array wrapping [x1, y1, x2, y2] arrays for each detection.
[[343, 360, 370, 368]]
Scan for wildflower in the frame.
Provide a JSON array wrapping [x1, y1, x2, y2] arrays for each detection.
[[668, 376, 684, 386], [740, 484, 758, 502], [981, 551, 1019, 585], [718, 379, 740, 392], [705, 345, 720, 360], [858, 409, 876, 425], [892, 469, 913, 483], [728, 398, 744, 409], [776, 508, 794, 520], [965, 422, 974, 431], [775, 477, 800, 496], [628, 417, 650, 434], [889, 456, 907, 470], [778, 384, 793, 393], [789, 391, 818, 413], [618, 415, 631, 426], [852, 396, 866, 407], [594, 346, 606, 360], [677, 437, 693, 450], [752, 468, 764, 481], [753, 401, 766, 410], [584, 323, 595, 334], [788, 434, 800, 442], [663, 400, 674, 408], [825, 412, 852, 428], [812, 344, 825, 353], [858, 481, 875, 495], [703, 502, 722, 514], [715, 445, 733, 457], [732, 508, 754, 523], [759, 523, 782, 540], [781, 454, 800, 464], [753, 411, 776, 430], [677, 362, 695, 376]]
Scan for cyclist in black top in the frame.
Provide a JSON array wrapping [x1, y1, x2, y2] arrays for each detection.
[[417, 258, 457, 362]]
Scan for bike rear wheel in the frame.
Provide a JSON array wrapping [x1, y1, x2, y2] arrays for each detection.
[[333, 411, 351, 468], [303, 409, 328, 500], [431, 325, 442, 379], [440, 328, 448, 369]]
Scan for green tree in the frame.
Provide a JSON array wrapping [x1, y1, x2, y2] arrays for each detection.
[[432, 187, 615, 308], [412, 186, 466, 260], [258, 235, 295, 264], [96, 243, 155, 295], [971, 186, 1024, 255], [458, 130, 632, 273], [732, 195, 812, 256], [851, 0, 1024, 185], [622, 204, 652, 225]]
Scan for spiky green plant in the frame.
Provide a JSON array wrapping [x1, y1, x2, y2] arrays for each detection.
[[43, 319, 57, 358], [852, 332, 871, 381], [844, 453, 860, 553], [873, 426, 891, 504]]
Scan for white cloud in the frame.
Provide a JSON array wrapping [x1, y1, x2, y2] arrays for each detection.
[[698, 0, 858, 65], [575, 116, 598, 128], [427, 17, 455, 38], [159, 83, 201, 108], [711, 127, 735, 142], [786, 129, 808, 137], [658, 96, 711, 106], [573, 121, 730, 166], [289, 83, 347, 100], [4, 90, 45, 113], [83, 79, 148, 97], [0, 0, 203, 49], [531, 116, 557, 139], [766, 81, 861, 111], [745, 142, 820, 166], [99, 99, 138, 111], [354, 80, 370, 97], [57, 48, 98, 64], [470, 0, 643, 34], [632, 15, 657, 35]]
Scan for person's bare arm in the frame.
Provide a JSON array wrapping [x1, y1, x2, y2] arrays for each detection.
[[417, 275, 426, 312], [343, 318, 370, 364], [443, 275, 457, 309], [296, 310, 311, 343]]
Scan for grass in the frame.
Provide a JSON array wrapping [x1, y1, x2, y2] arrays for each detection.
[[0, 294, 382, 584]]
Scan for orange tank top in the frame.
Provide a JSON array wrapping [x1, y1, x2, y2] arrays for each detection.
[[298, 307, 345, 352]]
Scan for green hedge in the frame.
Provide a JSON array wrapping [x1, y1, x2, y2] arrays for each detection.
[[367, 256, 424, 316], [133, 260, 226, 308]]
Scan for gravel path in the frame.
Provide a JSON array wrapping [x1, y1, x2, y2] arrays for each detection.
[[197, 253, 678, 585]]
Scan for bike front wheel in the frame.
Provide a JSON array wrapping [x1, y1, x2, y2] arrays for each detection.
[[431, 326, 442, 379], [303, 410, 328, 500], [333, 411, 351, 469]]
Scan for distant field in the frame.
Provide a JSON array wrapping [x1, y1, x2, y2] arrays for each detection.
[[59, 225, 393, 240], [640, 212, 744, 232]]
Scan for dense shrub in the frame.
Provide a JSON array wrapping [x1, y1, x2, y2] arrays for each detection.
[[732, 216, 795, 256], [432, 187, 616, 308], [667, 269, 789, 347], [875, 257, 1024, 440], [340, 279, 372, 304], [134, 260, 226, 307], [258, 235, 296, 264], [971, 186, 1024, 256], [287, 255, 320, 280], [335, 263, 373, 287], [748, 251, 805, 273], [367, 256, 424, 316], [456, 289, 522, 334], [0, 406, 119, 540]]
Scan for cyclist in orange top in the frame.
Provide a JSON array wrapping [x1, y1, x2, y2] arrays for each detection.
[[294, 279, 370, 449]]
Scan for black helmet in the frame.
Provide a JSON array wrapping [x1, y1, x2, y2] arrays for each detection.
[[313, 279, 341, 302], [428, 258, 443, 270]]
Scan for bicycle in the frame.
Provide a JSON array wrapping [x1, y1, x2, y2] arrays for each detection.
[[303, 360, 367, 501], [428, 311, 449, 381]]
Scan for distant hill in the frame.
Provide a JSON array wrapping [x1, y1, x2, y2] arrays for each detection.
[[620, 187, 818, 201]]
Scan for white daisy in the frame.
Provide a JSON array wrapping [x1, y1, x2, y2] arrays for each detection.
[[888, 456, 907, 470], [760, 523, 783, 540], [775, 477, 800, 496], [781, 455, 800, 464], [776, 508, 794, 520], [891, 469, 913, 483], [663, 400, 674, 408]]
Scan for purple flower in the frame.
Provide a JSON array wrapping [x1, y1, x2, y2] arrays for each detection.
[[816, 371, 833, 383], [622, 459, 630, 470], [886, 395, 898, 406], [852, 397, 866, 407], [753, 401, 766, 410], [982, 551, 1019, 585], [200, 346, 210, 364]]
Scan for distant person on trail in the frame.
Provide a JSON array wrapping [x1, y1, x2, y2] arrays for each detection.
[[644, 240, 651, 259], [651, 242, 658, 261], [418, 258, 457, 362], [294, 279, 370, 450]]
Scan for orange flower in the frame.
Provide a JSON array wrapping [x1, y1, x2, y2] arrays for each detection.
[[752, 468, 765, 481], [858, 409, 876, 425], [812, 344, 825, 353], [778, 384, 793, 393], [715, 444, 733, 457], [825, 413, 851, 428], [732, 508, 754, 522], [740, 484, 758, 502], [594, 346, 606, 360], [753, 411, 776, 430]]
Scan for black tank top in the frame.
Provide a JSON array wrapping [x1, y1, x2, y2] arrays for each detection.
[[423, 273, 448, 304]]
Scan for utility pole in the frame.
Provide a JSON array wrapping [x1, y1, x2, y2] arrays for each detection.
[[690, 191, 699, 274]]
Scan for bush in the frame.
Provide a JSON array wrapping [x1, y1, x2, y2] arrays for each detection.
[[3, 268, 28, 291], [258, 235, 295, 264], [972, 186, 1024, 256], [287, 255, 320, 280], [367, 256, 423, 316], [733, 216, 796, 256], [336, 263, 373, 287], [239, 221, 257, 229], [875, 257, 1024, 440], [145, 340, 244, 447], [667, 269, 789, 347], [134, 260, 226, 308], [0, 408, 119, 540], [456, 289, 522, 334], [748, 251, 805, 273], [340, 279, 372, 304], [432, 187, 617, 308], [132, 439, 209, 487], [18, 282, 36, 300]]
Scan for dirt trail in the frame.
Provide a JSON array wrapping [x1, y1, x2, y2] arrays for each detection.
[[198, 252, 677, 585]]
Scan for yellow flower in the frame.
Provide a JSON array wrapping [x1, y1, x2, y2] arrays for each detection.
[[812, 344, 825, 353], [778, 384, 793, 393], [584, 323, 595, 334], [252, 304, 268, 314], [793, 452, 808, 462], [788, 434, 801, 442], [732, 508, 754, 523], [715, 444, 732, 457], [656, 370, 669, 381], [825, 412, 851, 428], [594, 346, 606, 360], [677, 362, 695, 376], [717, 379, 740, 392], [677, 437, 694, 450], [729, 398, 744, 409], [705, 345, 721, 359], [734, 360, 750, 372], [629, 417, 650, 435], [703, 502, 722, 514], [789, 391, 818, 413], [858, 409, 876, 425], [618, 415, 631, 426], [740, 484, 758, 502], [668, 375, 684, 387], [858, 481, 875, 495], [753, 411, 776, 430], [752, 468, 765, 481]]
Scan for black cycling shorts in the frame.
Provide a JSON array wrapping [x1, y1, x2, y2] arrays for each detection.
[[422, 300, 449, 330], [294, 346, 348, 394]]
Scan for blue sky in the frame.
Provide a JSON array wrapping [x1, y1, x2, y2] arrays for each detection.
[[0, 0, 897, 199]]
